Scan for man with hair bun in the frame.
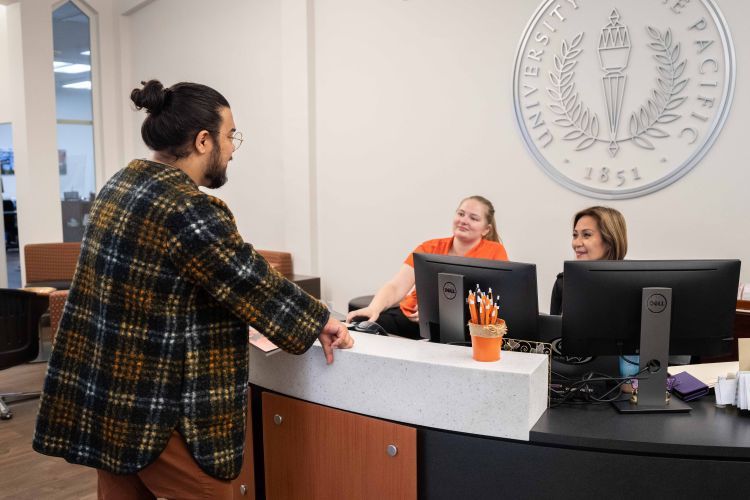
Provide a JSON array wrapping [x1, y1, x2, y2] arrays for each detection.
[[33, 80, 353, 499]]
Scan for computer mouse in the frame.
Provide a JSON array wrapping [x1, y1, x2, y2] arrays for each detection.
[[352, 320, 388, 336], [348, 315, 370, 324]]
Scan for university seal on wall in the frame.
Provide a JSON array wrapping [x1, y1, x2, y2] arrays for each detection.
[[513, 0, 735, 199]]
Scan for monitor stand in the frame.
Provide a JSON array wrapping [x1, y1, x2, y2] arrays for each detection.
[[613, 287, 691, 414], [437, 272, 466, 344]]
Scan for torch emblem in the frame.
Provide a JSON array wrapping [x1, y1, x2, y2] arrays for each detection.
[[598, 9, 631, 157], [545, 10, 689, 157]]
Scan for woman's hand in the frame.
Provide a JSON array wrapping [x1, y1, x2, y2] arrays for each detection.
[[345, 264, 415, 323], [406, 306, 419, 323], [346, 306, 380, 323]]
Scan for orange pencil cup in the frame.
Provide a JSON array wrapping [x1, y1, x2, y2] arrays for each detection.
[[468, 320, 507, 362]]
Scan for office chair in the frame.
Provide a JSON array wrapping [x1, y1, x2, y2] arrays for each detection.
[[24, 242, 81, 289], [348, 295, 374, 312], [3, 199, 18, 250], [0, 289, 48, 420], [48, 290, 68, 343], [257, 249, 294, 277], [21, 242, 80, 362]]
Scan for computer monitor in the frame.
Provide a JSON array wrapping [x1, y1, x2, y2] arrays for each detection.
[[413, 253, 539, 344], [562, 259, 740, 412]]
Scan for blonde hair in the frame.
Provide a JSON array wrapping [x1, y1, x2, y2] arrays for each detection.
[[573, 206, 628, 260], [460, 195, 500, 243]]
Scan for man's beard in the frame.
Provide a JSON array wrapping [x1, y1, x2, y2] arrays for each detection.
[[204, 146, 228, 189]]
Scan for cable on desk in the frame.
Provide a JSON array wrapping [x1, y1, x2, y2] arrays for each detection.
[[549, 366, 651, 407]]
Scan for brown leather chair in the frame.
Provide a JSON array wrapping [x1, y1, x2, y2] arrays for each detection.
[[24, 242, 81, 289], [48, 290, 68, 343], [257, 249, 293, 277], [22, 242, 81, 359]]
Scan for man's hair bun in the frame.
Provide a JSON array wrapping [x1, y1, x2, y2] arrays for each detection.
[[131, 79, 230, 159], [130, 79, 168, 114]]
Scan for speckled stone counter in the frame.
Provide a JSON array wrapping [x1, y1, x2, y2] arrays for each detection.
[[248, 331, 549, 441]]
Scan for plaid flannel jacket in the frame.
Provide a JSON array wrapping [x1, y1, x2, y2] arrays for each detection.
[[33, 159, 329, 479]]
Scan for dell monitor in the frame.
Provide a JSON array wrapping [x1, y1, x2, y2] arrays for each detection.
[[562, 259, 740, 412], [413, 253, 539, 344]]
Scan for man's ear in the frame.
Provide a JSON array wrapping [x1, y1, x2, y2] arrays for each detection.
[[193, 130, 212, 154]]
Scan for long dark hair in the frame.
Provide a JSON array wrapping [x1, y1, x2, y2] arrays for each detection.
[[130, 80, 230, 159]]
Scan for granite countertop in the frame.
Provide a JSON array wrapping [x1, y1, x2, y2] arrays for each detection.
[[249, 332, 549, 441]]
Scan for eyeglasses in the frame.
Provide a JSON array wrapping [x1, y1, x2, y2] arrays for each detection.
[[229, 131, 244, 152]]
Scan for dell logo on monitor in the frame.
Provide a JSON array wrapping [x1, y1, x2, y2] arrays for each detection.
[[647, 293, 668, 314], [442, 281, 457, 300]]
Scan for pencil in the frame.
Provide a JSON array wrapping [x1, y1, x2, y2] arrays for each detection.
[[468, 292, 477, 324]]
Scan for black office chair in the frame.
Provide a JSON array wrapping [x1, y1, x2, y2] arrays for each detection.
[[3, 199, 18, 250], [348, 295, 374, 313], [0, 289, 48, 420]]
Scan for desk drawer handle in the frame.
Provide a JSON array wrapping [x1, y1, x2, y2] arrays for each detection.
[[274, 414, 283, 425], [239, 484, 248, 496], [387, 444, 398, 457]]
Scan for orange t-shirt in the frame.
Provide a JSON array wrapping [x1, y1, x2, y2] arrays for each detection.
[[400, 237, 509, 316]]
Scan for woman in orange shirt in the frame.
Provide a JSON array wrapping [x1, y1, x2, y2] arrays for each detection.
[[347, 195, 508, 339]]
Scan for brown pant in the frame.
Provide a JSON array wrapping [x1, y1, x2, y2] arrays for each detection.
[[97, 431, 234, 500]]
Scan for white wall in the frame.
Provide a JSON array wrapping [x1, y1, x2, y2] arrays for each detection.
[[0, 5, 9, 123], [1, 6, 12, 199], [313, 0, 750, 313], [315, 0, 538, 310], [119, 0, 749, 313], [3, 0, 124, 284], [6, 0, 749, 313], [0, 5, 7, 287], [124, 0, 289, 253], [6, 0, 63, 256]]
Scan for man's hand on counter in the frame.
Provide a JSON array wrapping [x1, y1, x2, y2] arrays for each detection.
[[319, 317, 355, 364]]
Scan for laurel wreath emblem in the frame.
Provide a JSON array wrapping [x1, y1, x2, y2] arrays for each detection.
[[628, 27, 689, 150], [547, 33, 601, 151], [547, 27, 689, 153]]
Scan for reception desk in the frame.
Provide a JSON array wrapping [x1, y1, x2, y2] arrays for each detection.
[[246, 332, 750, 499], [250, 332, 549, 440]]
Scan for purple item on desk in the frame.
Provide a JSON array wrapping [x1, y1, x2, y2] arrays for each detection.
[[669, 371, 710, 402]]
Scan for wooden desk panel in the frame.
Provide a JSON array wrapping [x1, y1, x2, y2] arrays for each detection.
[[262, 392, 416, 500], [231, 386, 255, 499]]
